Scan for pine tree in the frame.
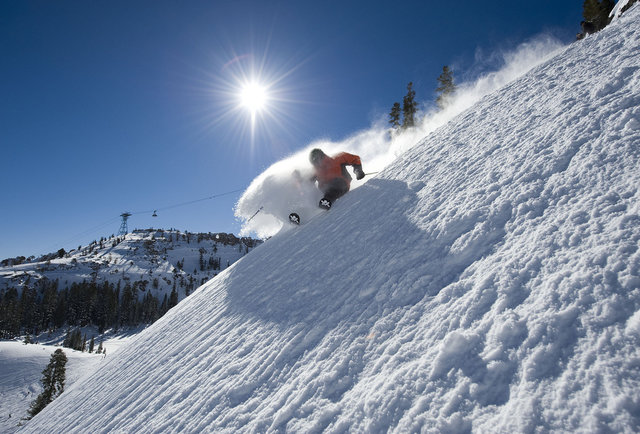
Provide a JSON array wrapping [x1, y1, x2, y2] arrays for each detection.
[[583, 0, 614, 31], [40, 283, 58, 332], [20, 286, 38, 334], [598, 0, 615, 29], [0, 288, 21, 338], [436, 66, 456, 110], [89, 336, 95, 353], [62, 329, 71, 348], [389, 102, 401, 129], [160, 294, 168, 315], [64, 328, 83, 351], [28, 349, 67, 418], [402, 82, 418, 129], [168, 288, 178, 309], [53, 290, 66, 329], [120, 283, 135, 326]]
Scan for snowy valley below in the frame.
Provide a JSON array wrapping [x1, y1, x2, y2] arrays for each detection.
[[6, 5, 640, 433]]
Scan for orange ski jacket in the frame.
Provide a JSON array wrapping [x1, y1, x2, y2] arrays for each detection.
[[313, 152, 362, 191]]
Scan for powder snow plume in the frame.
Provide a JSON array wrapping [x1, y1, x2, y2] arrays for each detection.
[[235, 34, 565, 238]]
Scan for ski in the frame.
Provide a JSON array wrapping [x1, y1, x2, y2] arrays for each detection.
[[319, 198, 332, 210], [289, 198, 333, 226], [289, 213, 301, 225]]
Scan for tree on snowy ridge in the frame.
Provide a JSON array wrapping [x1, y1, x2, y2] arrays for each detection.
[[388, 102, 401, 130], [435, 65, 456, 110], [582, 0, 615, 32], [402, 82, 418, 128], [391, 82, 419, 130], [28, 349, 67, 418], [598, 0, 615, 27]]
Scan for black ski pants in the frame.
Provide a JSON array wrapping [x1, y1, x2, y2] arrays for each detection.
[[321, 178, 350, 201]]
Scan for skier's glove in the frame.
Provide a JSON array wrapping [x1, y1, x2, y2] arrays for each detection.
[[354, 165, 365, 180]]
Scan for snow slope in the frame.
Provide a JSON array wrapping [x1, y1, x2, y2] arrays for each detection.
[[0, 342, 103, 433], [24, 6, 640, 433]]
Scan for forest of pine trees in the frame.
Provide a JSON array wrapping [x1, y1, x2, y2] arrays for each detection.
[[0, 278, 179, 339], [0, 229, 262, 340]]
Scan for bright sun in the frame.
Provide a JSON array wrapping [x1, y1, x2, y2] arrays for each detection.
[[207, 51, 303, 149], [239, 82, 268, 113]]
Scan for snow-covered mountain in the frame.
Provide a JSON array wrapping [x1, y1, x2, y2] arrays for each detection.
[[1, 229, 261, 303], [22, 6, 640, 433], [1, 230, 260, 431]]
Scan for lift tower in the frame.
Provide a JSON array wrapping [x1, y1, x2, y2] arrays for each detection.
[[118, 212, 132, 236]]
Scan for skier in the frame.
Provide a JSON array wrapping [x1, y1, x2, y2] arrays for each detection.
[[308, 148, 365, 210]]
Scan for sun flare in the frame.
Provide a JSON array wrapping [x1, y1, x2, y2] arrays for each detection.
[[200, 49, 309, 156], [239, 82, 268, 113]]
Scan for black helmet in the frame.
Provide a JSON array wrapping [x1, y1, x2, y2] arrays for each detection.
[[309, 148, 326, 165]]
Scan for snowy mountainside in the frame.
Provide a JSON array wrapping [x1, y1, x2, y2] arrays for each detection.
[[0, 229, 261, 302], [24, 6, 640, 433], [0, 342, 102, 433]]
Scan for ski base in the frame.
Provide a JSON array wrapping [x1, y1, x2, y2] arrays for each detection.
[[288, 213, 301, 225], [319, 198, 332, 210]]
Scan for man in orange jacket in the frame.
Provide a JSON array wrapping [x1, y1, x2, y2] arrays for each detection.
[[308, 148, 365, 209]]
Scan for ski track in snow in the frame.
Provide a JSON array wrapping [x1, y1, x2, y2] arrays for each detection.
[[22, 6, 640, 433]]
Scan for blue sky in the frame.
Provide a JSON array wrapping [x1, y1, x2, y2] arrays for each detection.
[[1, 1, 581, 259]]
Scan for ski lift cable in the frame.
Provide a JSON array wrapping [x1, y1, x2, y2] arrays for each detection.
[[131, 169, 381, 218], [43, 170, 378, 254], [43, 188, 246, 254], [43, 216, 122, 254], [130, 188, 245, 216], [60, 217, 121, 244]]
